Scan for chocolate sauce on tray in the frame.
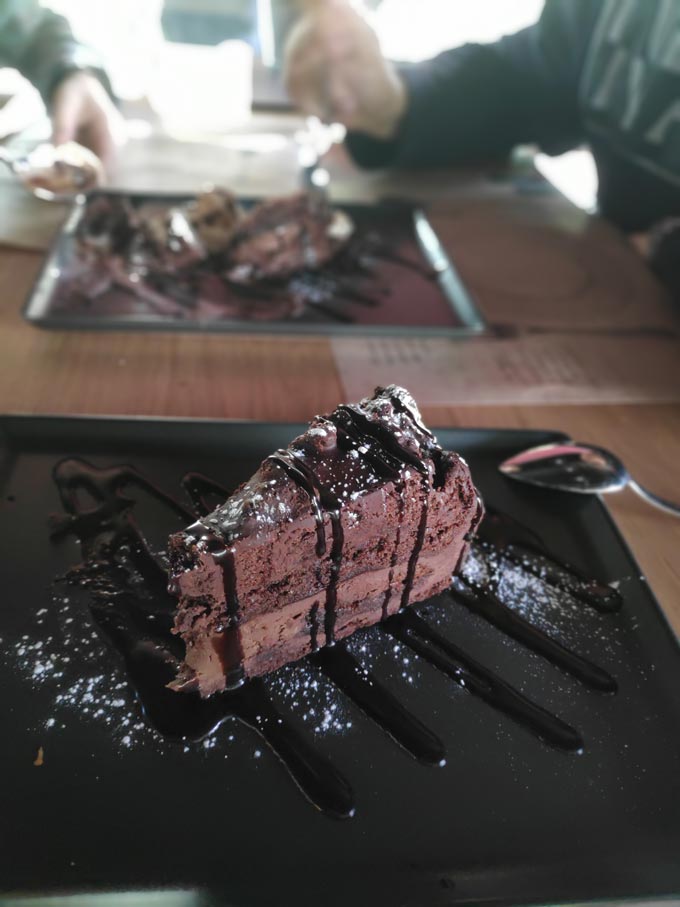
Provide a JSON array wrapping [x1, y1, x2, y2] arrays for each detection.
[[49, 456, 621, 818], [477, 509, 622, 613], [55, 195, 439, 326], [180, 472, 229, 516], [314, 646, 445, 766], [450, 572, 617, 692], [385, 609, 583, 752], [92, 594, 353, 817]]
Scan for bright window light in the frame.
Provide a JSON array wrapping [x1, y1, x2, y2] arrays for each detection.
[[373, 0, 544, 60], [40, 0, 545, 98]]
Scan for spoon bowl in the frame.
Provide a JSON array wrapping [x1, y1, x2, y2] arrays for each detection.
[[500, 441, 680, 517]]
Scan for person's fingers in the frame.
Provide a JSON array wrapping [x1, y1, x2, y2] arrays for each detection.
[[284, 5, 359, 88], [290, 68, 351, 124], [79, 114, 115, 169], [326, 70, 357, 123], [289, 27, 362, 117], [320, 17, 366, 61], [53, 74, 125, 170], [292, 86, 329, 122], [285, 46, 333, 118], [96, 97, 126, 167], [285, 0, 383, 126], [51, 84, 82, 146], [285, 61, 314, 112], [284, 37, 314, 100], [286, 37, 326, 85]]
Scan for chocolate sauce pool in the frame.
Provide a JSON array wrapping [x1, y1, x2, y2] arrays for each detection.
[[49, 456, 622, 819]]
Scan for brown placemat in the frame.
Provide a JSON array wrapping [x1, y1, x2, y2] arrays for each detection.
[[332, 333, 680, 406]]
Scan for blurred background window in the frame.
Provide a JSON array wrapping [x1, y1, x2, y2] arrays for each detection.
[[0, 0, 545, 140], [36, 0, 543, 100]]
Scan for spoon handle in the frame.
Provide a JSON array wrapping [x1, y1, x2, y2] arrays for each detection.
[[628, 479, 680, 518]]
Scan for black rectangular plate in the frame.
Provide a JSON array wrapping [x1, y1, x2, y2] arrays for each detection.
[[21, 191, 485, 337], [1, 416, 679, 906]]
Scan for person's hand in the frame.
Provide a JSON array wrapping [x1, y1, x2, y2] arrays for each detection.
[[51, 71, 126, 168], [284, 0, 407, 140]]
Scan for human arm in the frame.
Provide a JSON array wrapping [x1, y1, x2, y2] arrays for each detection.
[[0, 0, 123, 163], [285, 0, 601, 169]]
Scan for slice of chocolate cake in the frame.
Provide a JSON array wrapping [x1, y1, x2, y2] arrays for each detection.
[[168, 386, 483, 696]]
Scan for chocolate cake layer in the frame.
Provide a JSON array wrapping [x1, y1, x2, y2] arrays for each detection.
[[168, 386, 483, 696]]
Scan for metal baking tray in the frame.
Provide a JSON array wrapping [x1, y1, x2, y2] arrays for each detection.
[[22, 190, 486, 336]]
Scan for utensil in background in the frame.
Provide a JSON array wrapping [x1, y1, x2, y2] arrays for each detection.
[[413, 209, 486, 334], [500, 442, 680, 517], [295, 115, 344, 197], [0, 141, 102, 201]]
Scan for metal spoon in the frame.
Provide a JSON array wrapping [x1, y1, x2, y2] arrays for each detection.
[[500, 441, 680, 517], [0, 142, 101, 201]]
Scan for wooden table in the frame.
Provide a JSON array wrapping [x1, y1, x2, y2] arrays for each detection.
[[0, 121, 679, 641]]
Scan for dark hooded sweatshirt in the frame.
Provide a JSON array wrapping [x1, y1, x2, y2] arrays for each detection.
[[347, 0, 680, 233]]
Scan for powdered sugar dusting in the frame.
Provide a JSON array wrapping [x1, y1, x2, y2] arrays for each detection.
[[268, 660, 354, 735], [8, 513, 633, 760], [9, 587, 154, 749], [456, 544, 631, 672]]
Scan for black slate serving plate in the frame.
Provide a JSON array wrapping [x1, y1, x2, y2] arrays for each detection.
[[1, 415, 679, 906]]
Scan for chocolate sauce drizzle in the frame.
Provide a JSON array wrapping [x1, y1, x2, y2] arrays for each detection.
[[268, 450, 327, 556], [50, 457, 191, 596], [382, 478, 405, 621], [178, 473, 248, 691], [49, 455, 622, 818], [450, 571, 617, 692], [269, 397, 437, 646], [308, 602, 320, 652], [180, 472, 229, 517], [268, 449, 343, 644], [314, 646, 445, 765], [385, 609, 583, 751], [273, 231, 438, 322], [180, 517, 245, 689], [213, 545, 245, 687], [91, 594, 354, 817], [329, 403, 432, 610], [51, 457, 353, 815]]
